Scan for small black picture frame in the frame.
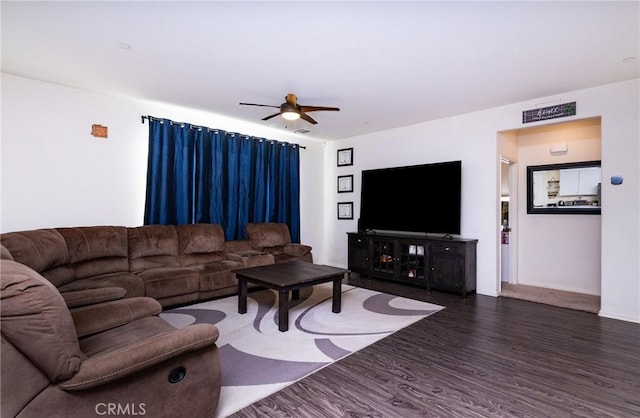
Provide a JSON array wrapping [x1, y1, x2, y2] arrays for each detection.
[[337, 148, 353, 166], [337, 175, 354, 193], [337, 202, 354, 219]]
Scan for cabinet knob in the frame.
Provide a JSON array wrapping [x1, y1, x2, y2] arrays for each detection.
[[444, 247, 450, 251]]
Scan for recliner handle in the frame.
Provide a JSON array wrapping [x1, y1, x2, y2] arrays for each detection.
[[168, 366, 187, 383]]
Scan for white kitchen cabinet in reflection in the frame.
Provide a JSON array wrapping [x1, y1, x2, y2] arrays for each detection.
[[559, 167, 601, 196]]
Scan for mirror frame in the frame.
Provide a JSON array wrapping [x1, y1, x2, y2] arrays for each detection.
[[526, 160, 601, 215]]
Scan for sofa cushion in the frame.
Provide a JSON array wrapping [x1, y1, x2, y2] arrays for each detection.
[[0, 229, 74, 287], [61, 287, 128, 309], [223, 239, 252, 253], [71, 297, 163, 338], [57, 227, 129, 280], [246, 222, 292, 248], [136, 267, 199, 300], [57, 272, 145, 299], [128, 225, 181, 271], [192, 260, 245, 292], [263, 245, 285, 255], [193, 260, 245, 292], [284, 243, 312, 257], [272, 253, 312, 263], [176, 224, 226, 266], [230, 252, 275, 268], [0, 259, 82, 382], [77, 316, 178, 358]]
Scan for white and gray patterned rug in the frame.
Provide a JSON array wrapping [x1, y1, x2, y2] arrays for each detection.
[[161, 283, 444, 417]]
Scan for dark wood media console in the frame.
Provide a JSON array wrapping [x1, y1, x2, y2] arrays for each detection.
[[348, 231, 477, 297]]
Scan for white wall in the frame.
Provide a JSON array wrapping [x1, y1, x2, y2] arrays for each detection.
[[515, 119, 601, 295], [2, 73, 638, 323], [324, 79, 639, 323], [597, 81, 640, 323], [0, 73, 326, 263]]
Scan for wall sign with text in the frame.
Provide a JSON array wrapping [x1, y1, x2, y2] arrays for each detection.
[[522, 102, 576, 124]]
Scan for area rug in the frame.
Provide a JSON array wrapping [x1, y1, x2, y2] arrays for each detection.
[[160, 283, 444, 417]]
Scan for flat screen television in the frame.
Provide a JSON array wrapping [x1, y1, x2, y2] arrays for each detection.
[[359, 160, 462, 235]]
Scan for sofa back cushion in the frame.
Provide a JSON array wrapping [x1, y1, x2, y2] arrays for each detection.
[[57, 227, 129, 280], [246, 223, 292, 248], [1, 259, 83, 383], [0, 229, 74, 287], [176, 224, 226, 266], [127, 225, 180, 271]]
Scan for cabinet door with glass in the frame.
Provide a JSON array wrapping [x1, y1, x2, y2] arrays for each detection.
[[398, 240, 428, 287], [371, 239, 396, 278]]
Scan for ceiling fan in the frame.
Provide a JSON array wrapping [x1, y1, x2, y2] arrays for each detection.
[[239, 93, 339, 125]]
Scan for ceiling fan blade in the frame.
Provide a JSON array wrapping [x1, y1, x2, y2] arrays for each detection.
[[239, 102, 280, 108], [299, 105, 340, 113], [261, 112, 282, 121], [299, 111, 318, 125]]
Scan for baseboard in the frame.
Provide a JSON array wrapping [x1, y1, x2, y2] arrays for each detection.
[[598, 310, 640, 324]]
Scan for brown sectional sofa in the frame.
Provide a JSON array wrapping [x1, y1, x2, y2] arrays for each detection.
[[0, 222, 313, 308], [0, 222, 312, 418]]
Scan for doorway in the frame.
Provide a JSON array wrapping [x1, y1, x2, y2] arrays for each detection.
[[497, 117, 602, 304], [500, 157, 512, 284]]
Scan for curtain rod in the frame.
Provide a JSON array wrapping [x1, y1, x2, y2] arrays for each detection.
[[141, 115, 306, 149]]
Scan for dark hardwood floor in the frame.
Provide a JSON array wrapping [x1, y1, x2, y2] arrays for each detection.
[[229, 274, 640, 418]]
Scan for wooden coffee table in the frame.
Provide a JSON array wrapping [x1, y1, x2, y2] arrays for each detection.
[[234, 261, 349, 332]]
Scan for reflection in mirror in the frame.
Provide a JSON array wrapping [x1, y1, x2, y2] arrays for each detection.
[[527, 160, 601, 214]]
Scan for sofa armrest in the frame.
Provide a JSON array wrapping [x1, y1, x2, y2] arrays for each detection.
[[225, 239, 253, 253], [0, 244, 13, 260], [226, 252, 244, 263], [284, 244, 312, 257], [62, 287, 127, 309], [71, 297, 162, 338], [59, 323, 219, 391]]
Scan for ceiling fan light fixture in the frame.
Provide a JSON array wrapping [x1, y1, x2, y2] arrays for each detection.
[[281, 110, 300, 121], [240, 93, 338, 125]]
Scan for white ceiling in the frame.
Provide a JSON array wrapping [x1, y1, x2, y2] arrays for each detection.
[[2, 1, 638, 140]]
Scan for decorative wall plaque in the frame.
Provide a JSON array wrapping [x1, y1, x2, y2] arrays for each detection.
[[91, 124, 108, 138], [522, 102, 576, 124]]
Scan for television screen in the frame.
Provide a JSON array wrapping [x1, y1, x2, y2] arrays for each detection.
[[359, 160, 461, 235]]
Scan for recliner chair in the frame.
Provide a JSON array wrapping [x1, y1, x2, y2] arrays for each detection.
[[245, 222, 313, 263], [1, 259, 222, 418]]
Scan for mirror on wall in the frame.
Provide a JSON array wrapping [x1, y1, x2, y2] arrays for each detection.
[[527, 160, 601, 215]]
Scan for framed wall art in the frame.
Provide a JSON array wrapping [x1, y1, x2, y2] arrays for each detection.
[[337, 148, 353, 166], [337, 175, 354, 193], [337, 202, 354, 219]]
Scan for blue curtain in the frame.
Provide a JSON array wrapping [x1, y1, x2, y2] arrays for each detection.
[[143, 117, 301, 242], [144, 119, 196, 225], [266, 141, 300, 241]]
